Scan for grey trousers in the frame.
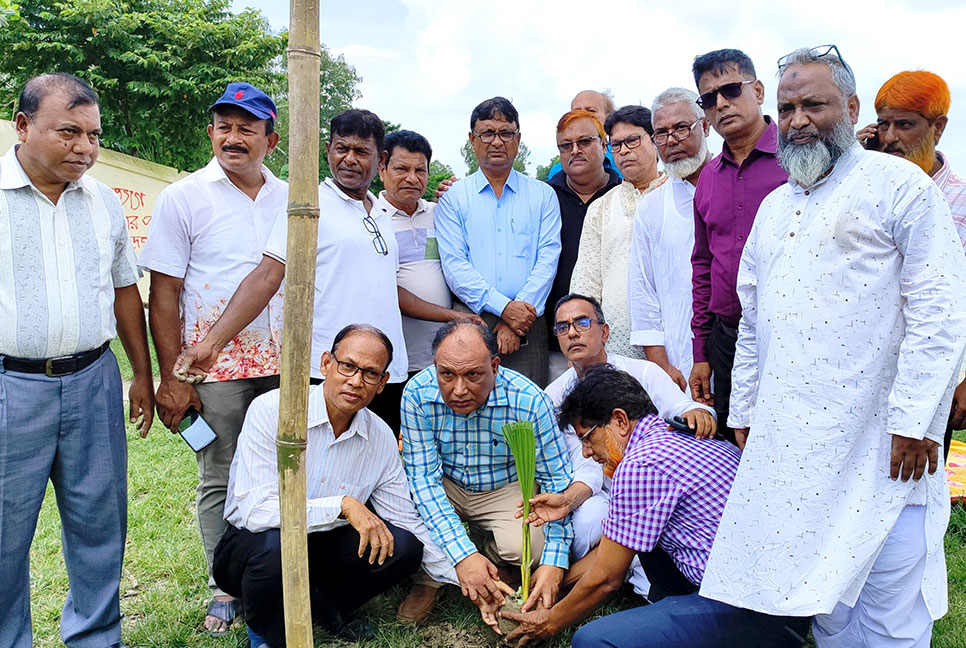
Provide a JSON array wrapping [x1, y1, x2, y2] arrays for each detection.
[[0, 351, 127, 648], [194, 374, 279, 597]]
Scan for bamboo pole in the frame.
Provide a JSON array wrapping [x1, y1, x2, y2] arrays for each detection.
[[277, 1, 320, 646]]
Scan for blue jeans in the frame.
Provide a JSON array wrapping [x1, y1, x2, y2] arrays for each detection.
[[0, 351, 127, 648], [572, 593, 808, 648]]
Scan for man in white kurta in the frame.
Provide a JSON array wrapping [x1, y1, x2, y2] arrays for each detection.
[[699, 48, 966, 647]]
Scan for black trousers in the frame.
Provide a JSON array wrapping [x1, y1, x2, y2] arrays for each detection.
[[707, 317, 738, 445], [213, 521, 423, 647], [368, 380, 406, 438], [637, 546, 699, 602]]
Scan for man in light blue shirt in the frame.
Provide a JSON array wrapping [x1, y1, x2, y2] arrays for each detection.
[[435, 96, 561, 387]]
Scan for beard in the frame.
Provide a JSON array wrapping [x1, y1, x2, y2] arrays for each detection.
[[663, 137, 709, 180], [883, 136, 935, 174], [601, 433, 626, 478], [778, 112, 856, 187]]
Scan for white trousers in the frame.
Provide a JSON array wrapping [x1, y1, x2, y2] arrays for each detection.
[[812, 505, 933, 648], [572, 491, 650, 597]]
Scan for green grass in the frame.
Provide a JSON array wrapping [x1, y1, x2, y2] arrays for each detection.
[[24, 350, 966, 646]]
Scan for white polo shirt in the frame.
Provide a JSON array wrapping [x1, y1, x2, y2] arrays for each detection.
[[376, 192, 451, 373], [139, 158, 287, 382], [264, 178, 408, 383]]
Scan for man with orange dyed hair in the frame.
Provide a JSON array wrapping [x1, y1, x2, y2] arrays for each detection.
[[858, 71, 966, 455], [546, 110, 621, 378]]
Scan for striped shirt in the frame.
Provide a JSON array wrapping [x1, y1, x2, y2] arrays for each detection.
[[401, 366, 574, 568], [934, 151, 966, 250], [602, 415, 740, 586], [224, 384, 457, 586], [0, 145, 139, 357]]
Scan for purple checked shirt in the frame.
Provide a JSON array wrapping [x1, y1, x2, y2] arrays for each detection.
[[690, 118, 787, 363], [601, 415, 741, 585]]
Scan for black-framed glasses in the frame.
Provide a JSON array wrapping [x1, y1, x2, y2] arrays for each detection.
[[777, 44, 854, 82], [557, 135, 601, 154], [552, 316, 603, 337], [362, 215, 389, 256], [577, 424, 599, 446], [696, 80, 755, 110], [332, 354, 385, 385], [473, 129, 519, 143], [608, 134, 646, 153], [651, 118, 703, 146]]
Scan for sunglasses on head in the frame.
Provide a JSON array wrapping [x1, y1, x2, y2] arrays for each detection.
[[696, 80, 755, 110]]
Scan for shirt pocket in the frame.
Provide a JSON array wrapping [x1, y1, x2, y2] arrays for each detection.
[[336, 480, 370, 503]]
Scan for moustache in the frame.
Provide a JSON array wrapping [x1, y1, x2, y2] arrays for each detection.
[[882, 144, 905, 155], [222, 145, 249, 154], [786, 126, 821, 142]]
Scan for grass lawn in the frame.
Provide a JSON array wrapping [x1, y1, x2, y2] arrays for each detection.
[[24, 341, 966, 646]]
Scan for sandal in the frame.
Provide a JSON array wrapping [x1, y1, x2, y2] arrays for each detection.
[[205, 598, 239, 637]]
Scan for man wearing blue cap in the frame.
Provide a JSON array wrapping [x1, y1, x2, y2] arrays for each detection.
[[139, 81, 287, 636]]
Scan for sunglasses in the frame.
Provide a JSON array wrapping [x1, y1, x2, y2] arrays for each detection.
[[777, 44, 855, 82], [696, 80, 755, 110]]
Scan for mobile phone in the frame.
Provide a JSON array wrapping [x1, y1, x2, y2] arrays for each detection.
[[863, 132, 881, 151], [665, 416, 693, 434], [179, 407, 216, 452]]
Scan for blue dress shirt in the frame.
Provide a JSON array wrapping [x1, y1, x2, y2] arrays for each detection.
[[435, 169, 561, 317]]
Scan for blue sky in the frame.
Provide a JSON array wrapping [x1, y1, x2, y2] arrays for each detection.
[[233, 0, 966, 177]]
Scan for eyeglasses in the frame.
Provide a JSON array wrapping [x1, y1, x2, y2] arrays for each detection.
[[608, 134, 647, 153], [778, 44, 854, 82], [363, 215, 389, 256], [696, 80, 755, 110], [332, 354, 386, 385], [557, 136, 601, 154], [577, 424, 599, 446], [651, 118, 703, 146], [552, 316, 603, 337], [473, 129, 519, 143]]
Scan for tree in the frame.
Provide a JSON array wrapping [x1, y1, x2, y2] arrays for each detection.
[[536, 155, 561, 182], [424, 159, 454, 200], [0, 0, 361, 178], [460, 139, 531, 176]]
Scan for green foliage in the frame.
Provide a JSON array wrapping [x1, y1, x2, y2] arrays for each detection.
[[366, 121, 400, 196], [425, 159, 454, 201], [502, 420, 536, 600], [460, 139, 530, 176], [0, 0, 18, 28], [536, 155, 561, 182], [0, 0, 285, 171]]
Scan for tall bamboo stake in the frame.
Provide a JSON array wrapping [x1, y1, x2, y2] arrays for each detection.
[[277, 1, 320, 646]]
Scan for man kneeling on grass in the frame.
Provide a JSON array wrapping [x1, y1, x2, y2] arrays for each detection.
[[502, 365, 809, 648], [212, 324, 457, 647]]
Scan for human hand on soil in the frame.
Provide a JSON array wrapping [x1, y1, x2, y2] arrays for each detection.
[[502, 607, 555, 646], [455, 552, 514, 605], [523, 565, 564, 611]]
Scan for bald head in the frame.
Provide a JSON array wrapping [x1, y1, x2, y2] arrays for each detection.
[[432, 321, 500, 415], [571, 90, 615, 122]]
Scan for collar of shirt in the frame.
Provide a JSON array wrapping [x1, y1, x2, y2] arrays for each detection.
[[424, 366, 512, 413], [322, 176, 377, 206], [0, 144, 94, 198], [201, 157, 284, 196], [305, 382, 371, 442], [374, 190, 430, 218], [716, 116, 779, 169], [471, 167, 519, 196], [934, 150, 953, 188]]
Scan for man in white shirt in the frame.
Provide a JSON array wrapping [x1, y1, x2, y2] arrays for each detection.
[[212, 324, 456, 647], [699, 46, 966, 648], [174, 110, 416, 434], [138, 82, 286, 635], [538, 293, 715, 597], [376, 129, 482, 386], [628, 88, 712, 389]]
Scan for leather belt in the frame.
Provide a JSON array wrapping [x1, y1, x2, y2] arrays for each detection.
[[1, 341, 111, 377]]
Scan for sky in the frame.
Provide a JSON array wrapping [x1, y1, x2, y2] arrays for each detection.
[[232, 0, 966, 176]]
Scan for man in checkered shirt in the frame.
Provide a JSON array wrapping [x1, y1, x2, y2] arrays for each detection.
[[503, 365, 808, 648]]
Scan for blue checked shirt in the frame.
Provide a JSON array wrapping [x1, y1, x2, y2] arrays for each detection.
[[401, 366, 574, 568]]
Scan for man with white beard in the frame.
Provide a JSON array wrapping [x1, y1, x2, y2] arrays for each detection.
[[628, 88, 712, 390], [699, 46, 966, 648]]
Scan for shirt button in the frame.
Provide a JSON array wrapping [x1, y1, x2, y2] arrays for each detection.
[[737, 204, 743, 210], [497, 228, 502, 232], [738, 174, 743, 180], [789, 232, 795, 237], [737, 235, 743, 241], [804, 190, 810, 196], [796, 210, 801, 215]]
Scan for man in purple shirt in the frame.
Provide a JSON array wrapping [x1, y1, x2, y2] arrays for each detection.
[[688, 49, 788, 444], [501, 365, 808, 647]]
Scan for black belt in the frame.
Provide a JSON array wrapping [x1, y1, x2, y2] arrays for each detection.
[[1, 341, 111, 377]]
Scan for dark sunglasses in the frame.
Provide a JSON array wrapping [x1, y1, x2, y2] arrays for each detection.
[[696, 80, 755, 110]]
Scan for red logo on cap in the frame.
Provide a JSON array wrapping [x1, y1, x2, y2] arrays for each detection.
[[234, 91, 245, 99]]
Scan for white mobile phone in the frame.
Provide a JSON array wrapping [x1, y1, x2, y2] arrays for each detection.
[[179, 409, 216, 452]]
